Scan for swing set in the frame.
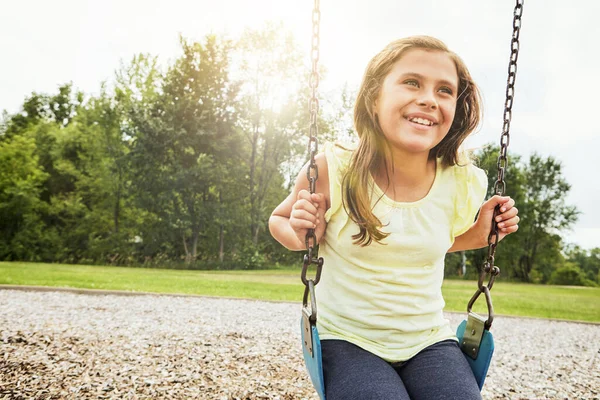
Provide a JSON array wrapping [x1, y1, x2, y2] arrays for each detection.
[[299, 0, 525, 398]]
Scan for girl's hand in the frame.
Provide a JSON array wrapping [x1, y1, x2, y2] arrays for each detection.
[[289, 189, 327, 247], [476, 195, 520, 244]]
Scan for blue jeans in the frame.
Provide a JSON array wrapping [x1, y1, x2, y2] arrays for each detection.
[[321, 339, 482, 400]]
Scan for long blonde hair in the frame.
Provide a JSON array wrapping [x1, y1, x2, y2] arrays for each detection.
[[343, 36, 482, 246]]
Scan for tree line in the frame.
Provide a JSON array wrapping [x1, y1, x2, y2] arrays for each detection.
[[0, 25, 597, 286]]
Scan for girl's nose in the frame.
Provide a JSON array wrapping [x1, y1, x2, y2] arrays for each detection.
[[416, 92, 438, 110]]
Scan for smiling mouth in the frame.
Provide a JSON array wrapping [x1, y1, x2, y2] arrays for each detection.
[[404, 117, 437, 126], [405, 116, 437, 126]]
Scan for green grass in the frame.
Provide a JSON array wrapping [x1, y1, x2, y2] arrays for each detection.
[[442, 279, 600, 323], [1, 262, 599, 323]]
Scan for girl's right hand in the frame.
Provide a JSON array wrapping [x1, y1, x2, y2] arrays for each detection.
[[289, 189, 327, 247]]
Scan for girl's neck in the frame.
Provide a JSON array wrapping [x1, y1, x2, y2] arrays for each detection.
[[378, 150, 435, 188]]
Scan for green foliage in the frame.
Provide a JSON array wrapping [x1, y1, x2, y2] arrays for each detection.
[[565, 245, 600, 284], [550, 263, 591, 286], [235, 22, 310, 246], [468, 145, 580, 283], [126, 34, 242, 264], [0, 134, 49, 260], [444, 251, 478, 279], [3, 84, 83, 139]]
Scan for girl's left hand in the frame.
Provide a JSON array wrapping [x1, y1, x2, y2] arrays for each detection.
[[475, 195, 519, 244]]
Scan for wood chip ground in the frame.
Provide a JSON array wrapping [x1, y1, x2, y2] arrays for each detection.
[[0, 289, 598, 399]]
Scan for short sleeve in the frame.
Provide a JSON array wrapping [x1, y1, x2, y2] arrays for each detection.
[[452, 163, 488, 238]]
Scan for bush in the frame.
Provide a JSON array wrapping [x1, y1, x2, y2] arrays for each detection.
[[550, 264, 587, 286], [528, 269, 544, 284], [237, 244, 267, 269]]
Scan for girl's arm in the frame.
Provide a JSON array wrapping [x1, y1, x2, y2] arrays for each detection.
[[269, 153, 330, 251], [448, 195, 519, 253]]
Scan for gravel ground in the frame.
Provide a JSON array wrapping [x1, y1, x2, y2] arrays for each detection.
[[0, 288, 598, 400]]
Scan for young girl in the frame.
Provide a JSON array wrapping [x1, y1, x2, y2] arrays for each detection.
[[269, 36, 519, 400]]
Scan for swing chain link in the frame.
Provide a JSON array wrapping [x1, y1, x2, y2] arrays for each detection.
[[494, 0, 523, 199], [486, 0, 523, 279], [473, 0, 523, 328], [301, 0, 323, 309], [307, 0, 321, 199]]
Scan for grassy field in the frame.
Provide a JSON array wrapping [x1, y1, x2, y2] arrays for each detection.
[[1, 261, 599, 323]]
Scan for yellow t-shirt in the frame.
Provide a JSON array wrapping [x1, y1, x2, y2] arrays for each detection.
[[316, 142, 488, 362]]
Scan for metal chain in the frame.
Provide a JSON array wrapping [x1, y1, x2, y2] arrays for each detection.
[[305, 0, 321, 260], [301, 0, 324, 299], [480, 0, 524, 297]]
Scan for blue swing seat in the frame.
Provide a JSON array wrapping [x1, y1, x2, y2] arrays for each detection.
[[301, 317, 326, 400], [456, 319, 495, 390], [301, 317, 494, 399]]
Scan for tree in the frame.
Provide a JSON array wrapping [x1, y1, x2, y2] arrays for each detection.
[[234, 23, 309, 246], [469, 147, 579, 282], [0, 84, 89, 263], [565, 245, 600, 284], [2, 94, 49, 139], [0, 135, 48, 260], [468, 145, 526, 280], [128, 35, 240, 263], [516, 153, 579, 281], [3, 84, 83, 140]]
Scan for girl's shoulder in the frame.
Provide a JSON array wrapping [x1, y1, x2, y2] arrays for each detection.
[[443, 151, 487, 180], [443, 154, 488, 201], [445, 154, 489, 237], [318, 142, 355, 216], [323, 141, 355, 173]]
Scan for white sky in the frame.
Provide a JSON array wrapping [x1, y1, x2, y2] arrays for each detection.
[[2, 0, 599, 250]]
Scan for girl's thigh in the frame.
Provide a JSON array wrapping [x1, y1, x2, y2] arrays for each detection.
[[398, 339, 481, 400], [321, 339, 410, 400]]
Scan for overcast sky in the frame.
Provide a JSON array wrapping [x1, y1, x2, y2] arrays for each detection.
[[2, 0, 599, 250]]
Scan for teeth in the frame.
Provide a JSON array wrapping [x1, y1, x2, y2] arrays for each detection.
[[409, 117, 433, 126]]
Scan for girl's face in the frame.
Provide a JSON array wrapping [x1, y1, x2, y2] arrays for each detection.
[[374, 48, 459, 158]]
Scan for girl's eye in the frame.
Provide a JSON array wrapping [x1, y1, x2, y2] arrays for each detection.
[[439, 87, 453, 95], [404, 79, 419, 87]]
